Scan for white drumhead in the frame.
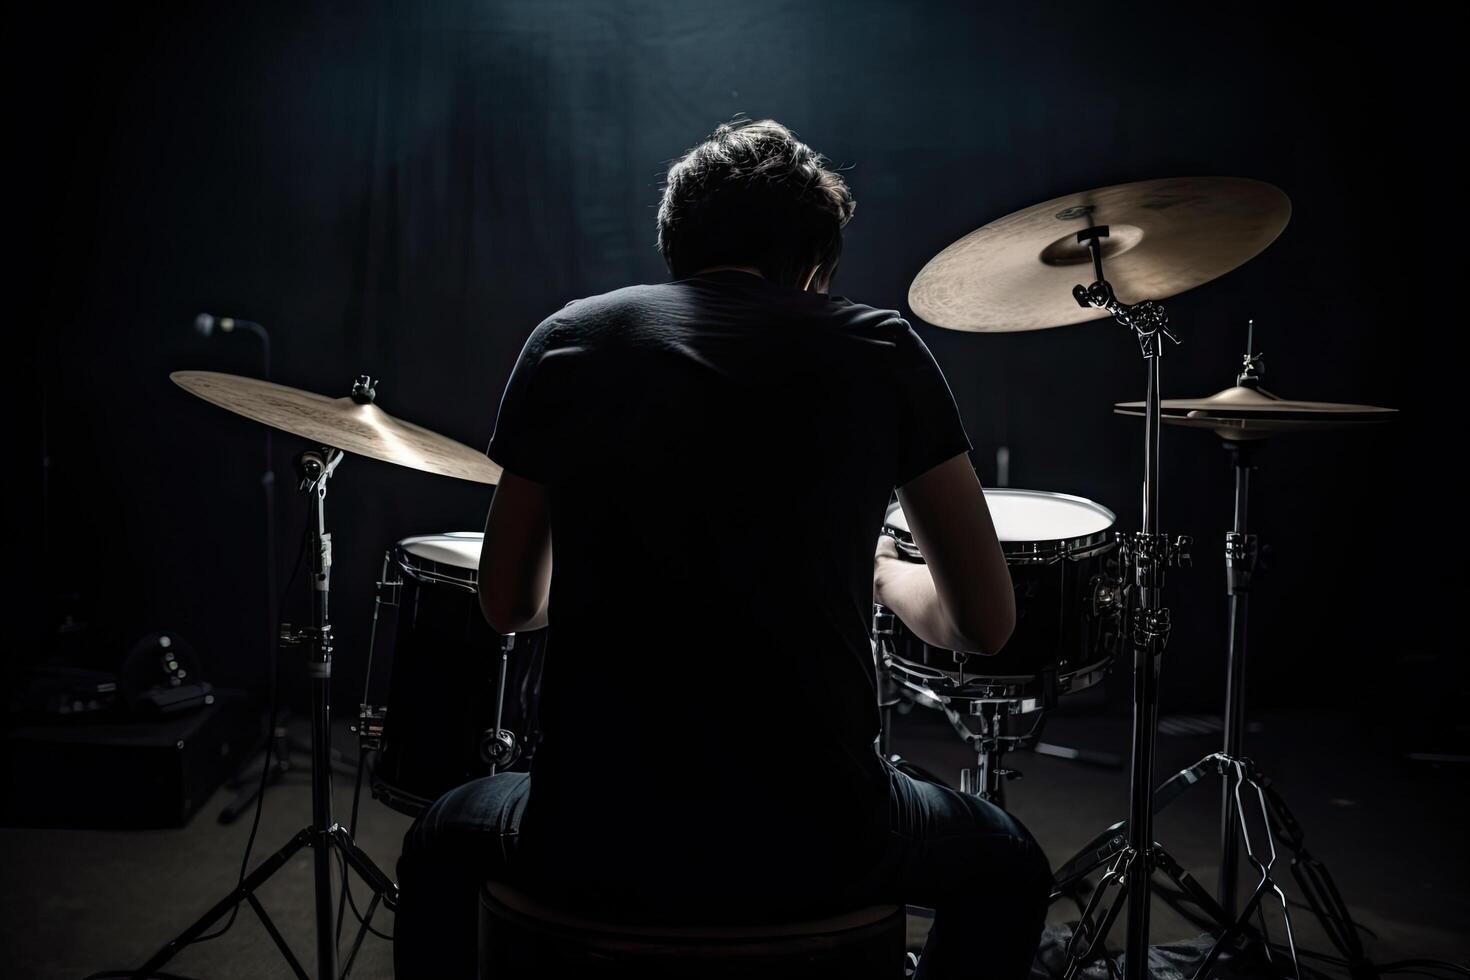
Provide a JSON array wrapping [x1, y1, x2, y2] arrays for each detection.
[[886, 489, 1114, 544], [399, 533, 483, 571]]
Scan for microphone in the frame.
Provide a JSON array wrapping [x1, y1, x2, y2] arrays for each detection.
[[194, 312, 265, 337]]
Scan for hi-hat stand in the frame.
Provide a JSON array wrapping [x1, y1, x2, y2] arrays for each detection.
[[1218, 382, 1261, 914], [132, 445, 398, 980]]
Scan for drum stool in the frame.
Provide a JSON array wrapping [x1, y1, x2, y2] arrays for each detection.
[[479, 880, 906, 979]]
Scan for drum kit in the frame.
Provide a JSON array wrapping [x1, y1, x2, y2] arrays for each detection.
[[130, 176, 1395, 980]]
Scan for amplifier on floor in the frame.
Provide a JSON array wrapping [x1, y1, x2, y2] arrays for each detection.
[[1, 688, 258, 828]]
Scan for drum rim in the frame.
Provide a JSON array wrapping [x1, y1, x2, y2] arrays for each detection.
[[884, 488, 1117, 563], [884, 649, 1114, 709], [394, 532, 483, 592]]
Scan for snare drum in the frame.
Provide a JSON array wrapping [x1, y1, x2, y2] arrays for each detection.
[[370, 532, 545, 816], [881, 489, 1123, 710]]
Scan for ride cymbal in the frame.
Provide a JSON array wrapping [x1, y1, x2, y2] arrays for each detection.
[[908, 177, 1291, 332], [172, 371, 502, 484]]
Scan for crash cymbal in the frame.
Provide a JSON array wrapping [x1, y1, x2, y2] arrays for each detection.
[[1114, 385, 1397, 442], [908, 177, 1291, 332], [172, 371, 502, 484]]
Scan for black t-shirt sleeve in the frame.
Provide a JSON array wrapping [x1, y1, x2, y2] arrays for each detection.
[[890, 318, 972, 488], [486, 319, 559, 484]]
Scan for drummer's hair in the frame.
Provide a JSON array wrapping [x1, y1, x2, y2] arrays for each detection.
[[657, 118, 855, 291]]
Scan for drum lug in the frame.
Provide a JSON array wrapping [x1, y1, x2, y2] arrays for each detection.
[[1089, 574, 1126, 619], [871, 603, 898, 639], [355, 704, 386, 752], [479, 728, 520, 769]]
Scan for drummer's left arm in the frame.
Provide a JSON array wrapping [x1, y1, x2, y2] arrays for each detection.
[[479, 469, 552, 633]]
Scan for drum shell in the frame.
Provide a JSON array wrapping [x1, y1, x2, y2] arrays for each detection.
[[374, 545, 544, 816], [887, 545, 1116, 686]]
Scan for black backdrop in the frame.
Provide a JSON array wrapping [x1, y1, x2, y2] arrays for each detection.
[[16, 2, 1460, 727]]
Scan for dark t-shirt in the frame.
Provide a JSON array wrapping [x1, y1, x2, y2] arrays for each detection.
[[487, 270, 970, 915]]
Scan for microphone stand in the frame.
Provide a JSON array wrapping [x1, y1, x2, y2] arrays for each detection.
[[196, 318, 321, 824], [227, 319, 277, 666]]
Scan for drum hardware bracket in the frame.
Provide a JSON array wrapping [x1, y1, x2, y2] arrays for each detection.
[[1072, 226, 1181, 354], [280, 624, 333, 677], [479, 728, 520, 770], [279, 623, 333, 650], [1225, 532, 1259, 594], [1132, 607, 1173, 659], [1238, 352, 1265, 389], [350, 374, 377, 405], [1122, 532, 1193, 573], [943, 700, 1041, 805], [1237, 319, 1264, 388], [355, 704, 387, 752], [479, 632, 522, 775]]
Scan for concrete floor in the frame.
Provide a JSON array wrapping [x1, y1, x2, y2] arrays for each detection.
[[2, 708, 1466, 979]]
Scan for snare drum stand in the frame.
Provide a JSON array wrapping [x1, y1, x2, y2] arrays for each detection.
[[134, 445, 399, 980], [943, 699, 1037, 806]]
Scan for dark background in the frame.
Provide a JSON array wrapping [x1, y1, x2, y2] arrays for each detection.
[[14, 2, 1460, 734]]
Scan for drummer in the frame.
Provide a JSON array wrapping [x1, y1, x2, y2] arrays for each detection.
[[394, 118, 1051, 980]]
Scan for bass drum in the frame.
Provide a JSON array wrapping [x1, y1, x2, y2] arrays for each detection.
[[371, 532, 546, 817], [881, 489, 1123, 710]]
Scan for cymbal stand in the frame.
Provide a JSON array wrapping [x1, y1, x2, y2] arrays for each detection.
[[1067, 226, 1191, 980], [132, 445, 399, 980]]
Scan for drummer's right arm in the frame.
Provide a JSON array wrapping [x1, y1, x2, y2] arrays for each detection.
[[479, 470, 552, 634], [874, 453, 1015, 655]]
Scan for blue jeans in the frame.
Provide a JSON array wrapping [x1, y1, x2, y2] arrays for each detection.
[[395, 762, 1051, 979]]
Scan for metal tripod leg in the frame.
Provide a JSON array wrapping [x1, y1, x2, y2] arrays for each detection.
[[131, 828, 316, 980], [331, 825, 400, 910], [1062, 840, 1236, 980], [132, 823, 398, 980], [1056, 751, 1330, 980]]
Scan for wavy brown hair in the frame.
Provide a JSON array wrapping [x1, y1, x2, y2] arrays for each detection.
[[656, 119, 856, 291]]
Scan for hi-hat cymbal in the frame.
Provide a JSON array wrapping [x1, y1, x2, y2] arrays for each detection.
[[1114, 385, 1398, 442], [909, 177, 1291, 332], [172, 371, 502, 484]]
